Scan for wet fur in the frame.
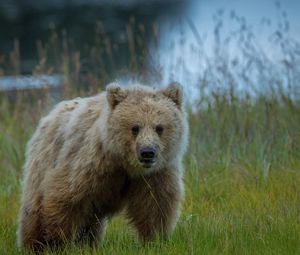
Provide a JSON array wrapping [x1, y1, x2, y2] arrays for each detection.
[[17, 83, 188, 252]]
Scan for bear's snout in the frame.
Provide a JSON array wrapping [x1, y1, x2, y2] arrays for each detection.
[[138, 146, 157, 168]]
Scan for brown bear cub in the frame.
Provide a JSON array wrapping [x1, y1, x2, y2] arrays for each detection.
[[17, 82, 188, 252]]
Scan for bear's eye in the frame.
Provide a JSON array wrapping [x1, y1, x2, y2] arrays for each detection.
[[131, 125, 140, 136], [155, 125, 164, 136]]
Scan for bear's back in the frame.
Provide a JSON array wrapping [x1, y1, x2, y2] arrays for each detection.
[[23, 93, 107, 188]]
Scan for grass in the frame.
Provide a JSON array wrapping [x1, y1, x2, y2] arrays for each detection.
[[0, 91, 300, 254], [0, 6, 300, 254]]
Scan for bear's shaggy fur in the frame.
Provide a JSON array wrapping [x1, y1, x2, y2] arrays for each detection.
[[17, 82, 188, 252]]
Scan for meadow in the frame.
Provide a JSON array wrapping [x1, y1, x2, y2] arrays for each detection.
[[0, 10, 300, 254]]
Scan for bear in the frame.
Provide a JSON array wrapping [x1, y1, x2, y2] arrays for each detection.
[[17, 82, 188, 252]]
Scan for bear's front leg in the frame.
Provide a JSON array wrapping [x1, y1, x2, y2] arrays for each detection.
[[75, 217, 107, 248], [127, 169, 183, 241]]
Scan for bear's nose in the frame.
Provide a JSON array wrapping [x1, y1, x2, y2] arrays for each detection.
[[139, 147, 157, 160]]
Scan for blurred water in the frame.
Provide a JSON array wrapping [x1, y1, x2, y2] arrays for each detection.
[[0, 75, 62, 91], [156, 0, 300, 99], [1, 0, 299, 97]]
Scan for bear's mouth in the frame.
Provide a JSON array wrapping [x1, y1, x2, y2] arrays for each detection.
[[139, 158, 156, 168]]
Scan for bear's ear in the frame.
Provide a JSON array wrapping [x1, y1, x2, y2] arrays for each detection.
[[106, 83, 128, 109], [160, 82, 183, 109]]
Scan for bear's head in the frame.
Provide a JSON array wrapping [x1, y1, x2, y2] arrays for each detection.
[[104, 82, 188, 176]]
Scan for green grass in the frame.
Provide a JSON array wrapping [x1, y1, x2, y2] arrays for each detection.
[[1, 6, 299, 253], [0, 92, 299, 254]]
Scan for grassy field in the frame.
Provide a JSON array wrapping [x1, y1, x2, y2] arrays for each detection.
[[0, 90, 299, 254], [0, 9, 300, 254]]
